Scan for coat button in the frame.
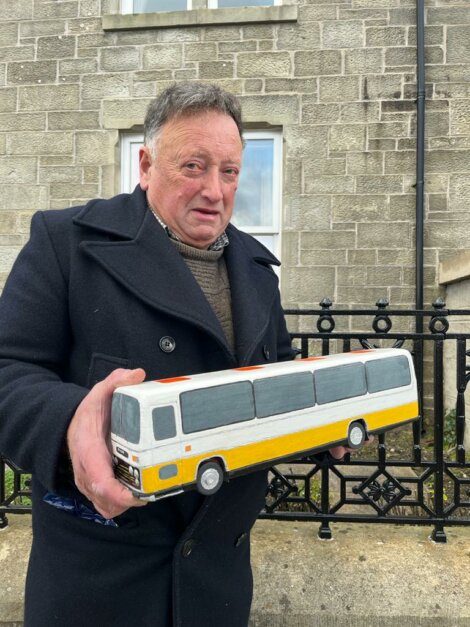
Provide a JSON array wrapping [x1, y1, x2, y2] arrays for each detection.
[[159, 336, 176, 353], [181, 539, 195, 558], [263, 345, 270, 360], [234, 532, 248, 548]]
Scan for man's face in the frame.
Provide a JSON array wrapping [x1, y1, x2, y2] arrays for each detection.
[[139, 110, 243, 249]]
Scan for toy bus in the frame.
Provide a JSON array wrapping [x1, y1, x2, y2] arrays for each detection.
[[111, 347, 419, 500]]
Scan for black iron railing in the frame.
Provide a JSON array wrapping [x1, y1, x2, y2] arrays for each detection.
[[2, 299, 470, 542]]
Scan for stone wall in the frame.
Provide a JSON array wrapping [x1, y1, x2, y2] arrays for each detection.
[[1, 0, 470, 317]]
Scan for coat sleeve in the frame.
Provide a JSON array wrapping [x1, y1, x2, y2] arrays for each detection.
[[0, 212, 88, 492]]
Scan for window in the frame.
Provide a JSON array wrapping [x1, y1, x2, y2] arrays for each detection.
[[315, 364, 367, 405], [208, 0, 281, 7], [181, 382, 255, 433], [120, 129, 282, 258], [111, 393, 141, 444], [121, 0, 191, 14], [366, 356, 411, 393], [152, 406, 177, 440], [254, 373, 315, 418]]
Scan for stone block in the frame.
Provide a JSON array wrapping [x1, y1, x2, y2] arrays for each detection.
[[59, 58, 97, 75], [257, 40, 273, 52], [301, 248, 347, 266], [81, 73, 130, 100], [277, 23, 320, 50], [142, 44, 183, 70], [304, 157, 346, 177], [83, 166, 99, 183], [20, 19, 65, 37], [345, 49, 383, 75], [266, 78, 317, 94], [0, 133, 5, 153], [363, 74, 402, 100], [329, 124, 366, 152], [50, 182, 98, 198], [0, 23, 18, 45], [302, 102, 340, 125], [39, 166, 82, 183], [368, 122, 409, 138], [306, 176, 354, 194], [389, 194, 414, 220], [339, 8, 389, 20], [366, 265, 402, 286], [386, 46, 443, 67], [366, 26, 406, 47], [244, 79, 263, 93], [65, 17, 101, 34], [285, 124, 328, 160], [411, 111, 449, 138], [281, 230, 299, 268], [319, 76, 360, 103], [134, 70, 173, 82], [450, 100, 470, 136], [322, 20, 364, 49], [294, 50, 341, 77], [218, 39, 255, 53], [204, 26, 241, 42], [199, 61, 233, 79], [0, 0, 32, 20], [18, 84, 79, 111], [75, 131, 117, 165], [0, 157, 37, 182], [347, 249, 376, 265], [0, 212, 17, 233], [284, 266, 336, 305], [336, 265, 368, 287], [238, 95, 299, 125], [237, 52, 291, 78], [337, 285, 387, 305], [407, 26, 443, 46], [6, 131, 73, 155], [33, 0, 78, 18], [389, 8, 415, 25], [356, 175, 403, 194], [285, 195, 331, 230], [0, 46, 34, 62], [427, 150, 470, 173], [37, 35, 75, 59], [0, 184, 47, 210], [100, 47, 139, 71], [447, 26, 470, 64], [449, 174, 470, 212], [428, 194, 447, 214], [301, 229, 356, 252], [332, 194, 387, 222], [7, 60, 57, 85], [156, 28, 200, 43], [242, 25, 273, 40], [0, 113, 45, 131], [367, 139, 396, 151], [384, 151, 415, 174], [427, 7, 470, 25], [80, 0, 100, 16], [346, 152, 383, 175], [425, 221, 470, 249], [357, 221, 411, 248], [341, 102, 380, 123], [48, 111, 99, 130], [283, 158, 302, 197], [184, 43, 217, 62]]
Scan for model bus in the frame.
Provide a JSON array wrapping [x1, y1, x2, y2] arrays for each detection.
[[111, 347, 418, 500]]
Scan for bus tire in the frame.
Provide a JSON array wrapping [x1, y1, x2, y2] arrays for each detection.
[[196, 461, 224, 496], [347, 421, 366, 449]]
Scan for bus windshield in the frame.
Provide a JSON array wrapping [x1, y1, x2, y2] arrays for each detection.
[[111, 393, 140, 444]]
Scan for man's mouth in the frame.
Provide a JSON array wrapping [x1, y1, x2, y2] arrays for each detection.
[[192, 208, 220, 221]]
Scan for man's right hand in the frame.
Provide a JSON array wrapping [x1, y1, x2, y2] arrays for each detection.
[[66, 367, 147, 520]]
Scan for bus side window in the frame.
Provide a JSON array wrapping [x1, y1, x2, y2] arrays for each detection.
[[315, 363, 367, 405], [180, 381, 255, 434], [366, 356, 411, 393], [254, 372, 315, 418], [152, 406, 177, 441]]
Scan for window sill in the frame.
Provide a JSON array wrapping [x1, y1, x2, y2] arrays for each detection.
[[102, 5, 298, 31]]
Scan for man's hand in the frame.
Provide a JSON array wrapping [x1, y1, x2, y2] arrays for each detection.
[[67, 367, 147, 519], [329, 435, 375, 460]]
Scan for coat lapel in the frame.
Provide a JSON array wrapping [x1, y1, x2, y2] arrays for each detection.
[[74, 187, 231, 356]]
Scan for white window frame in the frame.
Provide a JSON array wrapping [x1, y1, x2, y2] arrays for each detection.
[[121, 0, 192, 14], [120, 129, 282, 261], [208, 0, 281, 7]]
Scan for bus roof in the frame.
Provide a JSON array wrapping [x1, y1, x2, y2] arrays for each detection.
[[115, 347, 411, 402]]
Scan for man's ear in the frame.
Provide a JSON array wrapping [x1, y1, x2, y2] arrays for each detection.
[[139, 146, 152, 191]]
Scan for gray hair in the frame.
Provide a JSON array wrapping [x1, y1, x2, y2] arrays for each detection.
[[143, 82, 244, 157]]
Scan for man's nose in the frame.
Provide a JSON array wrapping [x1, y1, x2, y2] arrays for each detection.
[[201, 168, 224, 203]]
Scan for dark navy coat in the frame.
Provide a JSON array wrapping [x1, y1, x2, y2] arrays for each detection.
[[0, 186, 294, 626]]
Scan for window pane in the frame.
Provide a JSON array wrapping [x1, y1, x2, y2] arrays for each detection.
[[121, 395, 140, 444], [315, 363, 367, 405], [254, 373, 315, 418], [133, 0, 186, 12], [152, 406, 177, 440], [217, 0, 274, 6], [232, 139, 274, 228], [111, 393, 123, 437], [366, 356, 411, 393], [181, 382, 255, 433]]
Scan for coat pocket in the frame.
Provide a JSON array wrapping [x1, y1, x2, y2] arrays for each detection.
[[86, 352, 130, 388]]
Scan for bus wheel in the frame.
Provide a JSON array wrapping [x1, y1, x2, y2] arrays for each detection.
[[347, 421, 366, 449], [196, 461, 224, 496]]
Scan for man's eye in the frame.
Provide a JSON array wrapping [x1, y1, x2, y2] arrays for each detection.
[[185, 162, 200, 170], [224, 168, 239, 177]]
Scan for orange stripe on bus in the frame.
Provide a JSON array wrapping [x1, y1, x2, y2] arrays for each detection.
[[156, 376, 191, 383], [233, 366, 264, 371], [300, 357, 326, 361]]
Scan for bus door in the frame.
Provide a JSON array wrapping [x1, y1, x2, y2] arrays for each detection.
[[148, 404, 182, 491]]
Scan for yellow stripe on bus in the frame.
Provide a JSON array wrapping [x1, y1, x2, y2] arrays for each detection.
[[141, 401, 419, 495]]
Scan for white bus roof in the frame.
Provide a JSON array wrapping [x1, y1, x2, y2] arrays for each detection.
[[115, 347, 411, 402]]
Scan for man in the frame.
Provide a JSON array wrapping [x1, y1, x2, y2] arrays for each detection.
[[0, 82, 347, 626]]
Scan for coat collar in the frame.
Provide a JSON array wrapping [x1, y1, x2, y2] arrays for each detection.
[[74, 186, 280, 365]]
